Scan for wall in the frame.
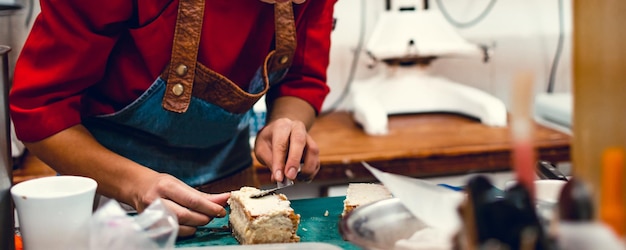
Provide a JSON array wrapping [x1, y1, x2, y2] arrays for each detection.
[[3, 0, 573, 111], [324, 0, 573, 112], [0, 0, 37, 81]]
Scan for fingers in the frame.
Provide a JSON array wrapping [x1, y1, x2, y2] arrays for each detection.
[[162, 183, 228, 218], [161, 199, 212, 227], [178, 225, 198, 238], [174, 193, 230, 237], [297, 135, 320, 182], [269, 119, 308, 181], [204, 192, 231, 207], [146, 177, 228, 237], [254, 118, 319, 183], [268, 119, 293, 182], [157, 178, 224, 214], [253, 126, 271, 167], [284, 123, 307, 180]]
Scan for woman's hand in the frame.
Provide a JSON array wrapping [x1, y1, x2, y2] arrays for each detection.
[[133, 173, 231, 237], [24, 125, 231, 238], [254, 117, 320, 183], [260, 0, 306, 4]]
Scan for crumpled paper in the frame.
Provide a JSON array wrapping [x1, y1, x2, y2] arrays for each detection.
[[89, 198, 178, 250]]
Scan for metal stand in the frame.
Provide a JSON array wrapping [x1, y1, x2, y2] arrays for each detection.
[[350, 9, 506, 135], [352, 64, 507, 135], [0, 45, 14, 250]]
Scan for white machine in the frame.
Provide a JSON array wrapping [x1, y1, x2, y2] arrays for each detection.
[[350, 0, 507, 135]]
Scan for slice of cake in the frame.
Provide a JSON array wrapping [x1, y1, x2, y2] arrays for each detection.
[[342, 183, 393, 217], [228, 186, 301, 244]]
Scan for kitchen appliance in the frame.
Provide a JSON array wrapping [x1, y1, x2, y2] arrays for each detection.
[[351, 0, 507, 135]]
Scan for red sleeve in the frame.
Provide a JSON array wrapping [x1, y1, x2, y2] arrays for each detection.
[[9, 1, 132, 142], [266, 0, 337, 114]]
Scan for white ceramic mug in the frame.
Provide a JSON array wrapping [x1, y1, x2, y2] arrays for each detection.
[[11, 176, 97, 250]]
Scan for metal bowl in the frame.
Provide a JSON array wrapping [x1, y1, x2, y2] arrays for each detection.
[[339, 198, 427, 250]]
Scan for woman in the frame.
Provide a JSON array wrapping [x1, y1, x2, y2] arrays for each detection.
[[9, 0, 336, 236]]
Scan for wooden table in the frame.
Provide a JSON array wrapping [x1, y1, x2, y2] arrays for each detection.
[[15, 112, 571, 187], [254, 111, 571, 185]]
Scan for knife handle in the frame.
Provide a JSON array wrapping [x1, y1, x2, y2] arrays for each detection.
[[536, 161, 569, 181]]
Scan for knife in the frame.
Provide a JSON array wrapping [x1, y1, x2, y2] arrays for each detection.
[[250, 177, 294, 198], [535, 160, 569, 181], [250, 163, 301, 199]]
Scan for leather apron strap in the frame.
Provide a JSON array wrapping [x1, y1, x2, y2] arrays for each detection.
[[162, 0, 297, 113], [267, 0, 297, 73], [162, 0, 205, 113]]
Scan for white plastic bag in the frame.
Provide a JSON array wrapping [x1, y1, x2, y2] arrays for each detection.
[[89, 198, 178, 250]]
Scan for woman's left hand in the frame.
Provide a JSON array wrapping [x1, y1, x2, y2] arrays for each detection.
[[260, 0, 306, 4], [254, 117, 320, 184]]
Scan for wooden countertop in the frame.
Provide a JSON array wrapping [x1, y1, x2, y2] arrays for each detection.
[[254, 111, 571, 185], [15, 112, 571, 187]]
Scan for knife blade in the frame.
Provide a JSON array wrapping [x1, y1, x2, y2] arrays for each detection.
[[536, 160, 569, 181], [250, 164, 300, 199], [250, 177, 294, 198]]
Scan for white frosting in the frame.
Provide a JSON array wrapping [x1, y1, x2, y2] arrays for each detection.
[[344, 183, 392, 206], [230, 187, 293, 216]]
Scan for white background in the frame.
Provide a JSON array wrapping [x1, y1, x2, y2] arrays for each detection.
[[324, 0, 573, 114]]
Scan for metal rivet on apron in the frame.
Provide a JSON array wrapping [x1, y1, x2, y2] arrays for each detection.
[[172, 83, 184, 96], [279, 55, 289, 64], [176, 64, 188, 76]]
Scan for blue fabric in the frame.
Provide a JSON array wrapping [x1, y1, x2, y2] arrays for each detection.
[[83, 66, 287, 187]]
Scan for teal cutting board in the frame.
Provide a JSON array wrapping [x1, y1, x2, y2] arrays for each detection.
[[175, 196, 360, 250]]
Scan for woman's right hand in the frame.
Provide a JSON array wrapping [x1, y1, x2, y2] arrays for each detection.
[[133, 173, 231, 237]]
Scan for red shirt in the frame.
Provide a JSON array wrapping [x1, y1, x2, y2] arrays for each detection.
[[10, 0, 335, 142]]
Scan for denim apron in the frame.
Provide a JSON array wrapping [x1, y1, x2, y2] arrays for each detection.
[[83, 0, 297, 188]]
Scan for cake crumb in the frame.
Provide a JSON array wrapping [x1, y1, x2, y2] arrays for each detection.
[[324, 210, 329, 217]]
